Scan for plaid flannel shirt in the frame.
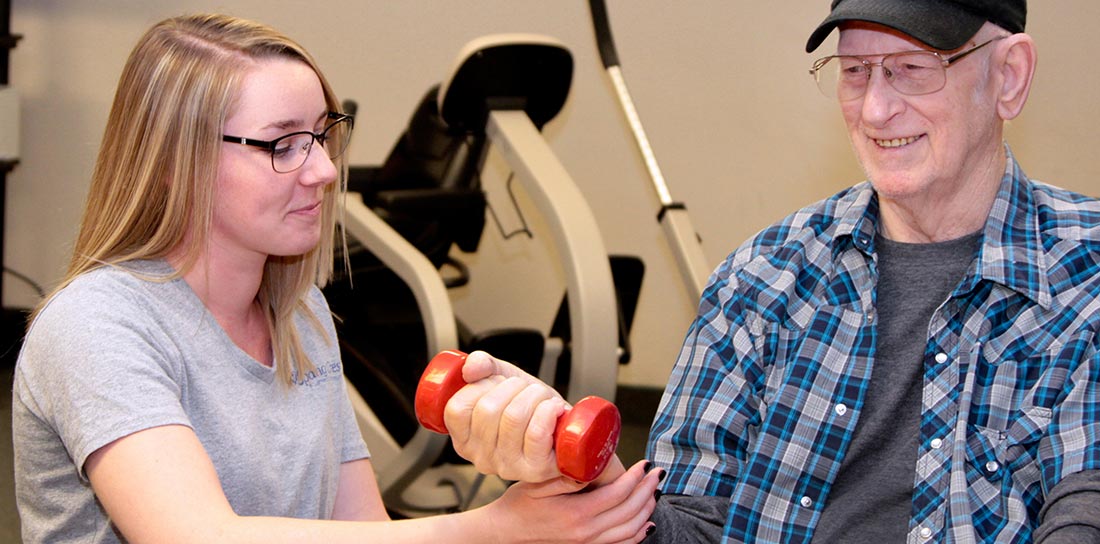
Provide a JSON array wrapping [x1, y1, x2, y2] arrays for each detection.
[[648, 146, 1100, 543]]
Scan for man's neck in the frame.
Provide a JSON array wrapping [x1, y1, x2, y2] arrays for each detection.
[[877, 149, 1005, 243], [878, 195, 991, 243]]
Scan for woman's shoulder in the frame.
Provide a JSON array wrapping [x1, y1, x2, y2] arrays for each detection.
[[33, 259, 189, 332]]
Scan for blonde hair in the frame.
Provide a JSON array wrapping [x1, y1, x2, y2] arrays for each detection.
[[37, 13, 348, 385]]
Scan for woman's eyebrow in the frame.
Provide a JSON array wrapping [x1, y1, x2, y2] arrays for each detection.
[[260, 118, 304, 132], [260, 111, 328, 132]]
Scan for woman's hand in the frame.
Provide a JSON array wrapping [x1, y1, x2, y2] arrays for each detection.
[[482, 459, 661, 544]]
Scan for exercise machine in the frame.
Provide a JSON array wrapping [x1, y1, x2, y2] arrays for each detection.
[[330, 33, 643, 515], [588, 0, 710, 300], [0, 0, 26, 367]]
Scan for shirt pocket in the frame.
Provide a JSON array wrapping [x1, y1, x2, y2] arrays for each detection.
[[965, 404, 1052, 507]]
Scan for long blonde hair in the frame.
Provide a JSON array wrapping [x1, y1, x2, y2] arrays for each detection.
[[37, 13, 347, 385]]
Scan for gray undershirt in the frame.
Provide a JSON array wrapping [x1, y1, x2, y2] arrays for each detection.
[[810, 232, 980, 542]]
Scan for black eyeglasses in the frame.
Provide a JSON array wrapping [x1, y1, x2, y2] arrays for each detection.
[[809, 37, 1006, 101], [222, 111, 354, 173]]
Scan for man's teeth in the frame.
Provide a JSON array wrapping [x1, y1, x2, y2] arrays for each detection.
[[876, 136, 919, 148]]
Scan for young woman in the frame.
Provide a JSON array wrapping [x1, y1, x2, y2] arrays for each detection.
[[11, 14, 659, 544]]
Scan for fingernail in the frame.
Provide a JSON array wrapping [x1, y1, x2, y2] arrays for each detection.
[[643, 460, 654, 473], [646, 524, 656, 536], [658, 469, 667, 482], [654, 489, 662, 501]]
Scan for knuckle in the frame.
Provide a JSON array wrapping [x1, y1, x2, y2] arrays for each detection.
[[500, 402, 530, 428], [442, 401, 469, 424], [501, 376, 529, 390], [527, 417, 555, 439], [525, 381, 556, 397], [472, 395, 506, 419]]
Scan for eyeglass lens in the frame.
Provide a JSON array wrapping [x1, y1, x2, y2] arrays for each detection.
[[814, 51, 946, 101], [270, 117, 352, 173]]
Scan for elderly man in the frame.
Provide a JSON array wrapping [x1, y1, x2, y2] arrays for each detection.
[[448, 0, 1100, 542]]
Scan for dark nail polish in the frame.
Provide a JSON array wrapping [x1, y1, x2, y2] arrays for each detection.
[[654, 489, 662, 501], [644, 460, 654, 473], [658, 469, 667, 482], [646, 524, 656, 536]]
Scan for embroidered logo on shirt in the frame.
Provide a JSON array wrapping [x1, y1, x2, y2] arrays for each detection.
[[291, 361, 342, 387]]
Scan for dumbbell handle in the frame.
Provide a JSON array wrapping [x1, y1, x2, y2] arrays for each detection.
[[414, 350, 621, 482]]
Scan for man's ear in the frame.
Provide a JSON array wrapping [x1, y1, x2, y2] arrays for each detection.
[[995, 33, 1037, 121]]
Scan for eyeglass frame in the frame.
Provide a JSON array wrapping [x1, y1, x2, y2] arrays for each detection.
[[221, 111, 355, 173], [809, 36, 1007, 100]]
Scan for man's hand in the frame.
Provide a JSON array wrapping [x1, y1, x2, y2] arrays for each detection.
[[444, 351, 568, 482]]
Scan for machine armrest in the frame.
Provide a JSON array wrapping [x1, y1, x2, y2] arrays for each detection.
[[339, 193, 459, 510]]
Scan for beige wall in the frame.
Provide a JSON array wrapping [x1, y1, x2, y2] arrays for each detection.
[[7, 1, 1098, 389]]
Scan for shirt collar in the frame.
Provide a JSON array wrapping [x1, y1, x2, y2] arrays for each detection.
[[833, 183, 878, 256], [970, 146, 1052, 308]]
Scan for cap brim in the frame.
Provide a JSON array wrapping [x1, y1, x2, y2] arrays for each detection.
[[805, 0, 987, 53]]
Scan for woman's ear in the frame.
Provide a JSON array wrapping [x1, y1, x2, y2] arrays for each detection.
[[995, 33, 1038, 121]]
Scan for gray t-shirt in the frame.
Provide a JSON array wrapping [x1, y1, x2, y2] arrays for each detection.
[[12, 260, 370, 544], [810, 232, 980, 542]]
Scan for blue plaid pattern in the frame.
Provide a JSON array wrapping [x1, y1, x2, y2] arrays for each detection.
[[648, 147, 1100, 543]]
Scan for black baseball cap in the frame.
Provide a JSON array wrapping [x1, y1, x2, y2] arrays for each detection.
[[806, 0, 1026, 53]]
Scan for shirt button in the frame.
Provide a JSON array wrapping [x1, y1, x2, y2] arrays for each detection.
[[800, 496, 813, 508], [935, 352, 948, 364], [986, 461, 1000, 473], [835, 404, 848, 416], [930, 438, 943, 449], [919, 526, 933, 539]]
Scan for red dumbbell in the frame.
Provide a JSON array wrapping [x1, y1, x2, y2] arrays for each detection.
[[414, 349, 621, 483]]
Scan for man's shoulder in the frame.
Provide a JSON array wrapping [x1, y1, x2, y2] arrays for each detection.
[[734, 182, 872, 261], [1028, 179, 1100, 241], [702, 183, 872, 313]]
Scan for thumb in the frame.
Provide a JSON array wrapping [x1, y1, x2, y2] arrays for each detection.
[[519, 476, 589, 499], [462, 350, 533, 383]]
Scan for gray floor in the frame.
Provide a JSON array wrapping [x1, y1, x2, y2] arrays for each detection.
[[0, 360, 657, 540]]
